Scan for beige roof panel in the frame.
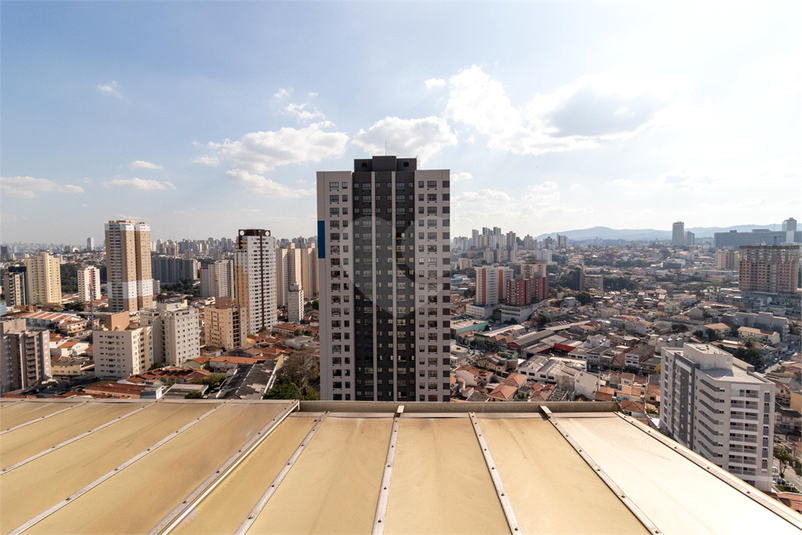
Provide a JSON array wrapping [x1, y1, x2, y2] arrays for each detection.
[[0, 400, 84, 431], [384, 416, 509, 535], [248, 416, 392, 535], [557, 415, 800, 535], [172, 414, 316, 535], [478, 417, 649, 535], [1, 401, 148, 469], [27, 402, 289, 535], [0, 402, 211, 534]]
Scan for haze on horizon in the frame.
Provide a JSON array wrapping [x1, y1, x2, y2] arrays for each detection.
[[1, 2, 800, 243]]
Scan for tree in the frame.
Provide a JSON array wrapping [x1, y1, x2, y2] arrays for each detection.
[[60, 263, 80, 293], [311, 299, 319, 310], [671, 324, 689, 333], [64, 301, 85, 312], [185, 391, 204, 399], [192, 373, 226, 388], [148, 362, 165, 370], [733, 347, 763, 368], [575, 292, 592, 305], [546, 264, 558, 274]]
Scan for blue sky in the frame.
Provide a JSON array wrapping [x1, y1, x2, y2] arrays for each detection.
[[2, 1, 800, 244]]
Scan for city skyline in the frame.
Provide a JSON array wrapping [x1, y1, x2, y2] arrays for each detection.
[[2, 3, 800, 243]]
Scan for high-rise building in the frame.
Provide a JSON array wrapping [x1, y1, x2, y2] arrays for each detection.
[[233, 229, 277, 334], [533, 276, 549, 302], [288, 282, 304, 323], [140, 301, 200, 367], [738, 245, 800, 294], [685, 231, 695, 246], [25, 251, 62, 305], [661, 343, 775, 492], [151, 255, 198, 285], [105, 221, 153, 313], [300, 245, 318, 300], [317, 156, 451, 402], [204, 297, 247, 351], [77, 266, 101, 303], [672, 221, 685, 246], [557, 234, 567, 248], [475, 266, 498, 305], [93, 312, 153, 379], [0, 318, 51, 393], [521, 259, 547, 280], [87, 237, 95, 251], [2, 267, 28, 307], [200, 260, 234, 299], [782, 217, 797, 232], [506, 279, 532, 307], [276, 244, 302, 307], [716, 249, 739, 270]]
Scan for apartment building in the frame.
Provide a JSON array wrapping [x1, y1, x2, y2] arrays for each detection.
[[661, 343, 775, 492], [0, 318, 51, 393], [200, 260, 234, 299], [93, 312, 153, 379], [276, 244, 302, 307], [288, 282, 304, 323], [25, 251, 61, 305], [506, 279, 532, 307], [739, 244, 799, 294], [233, 229, 277, 334], [2, 268, 28, 307], [140, 301, 200, 366], [475, 266, 513, 305], [77, 266, 101, 303], [105, 220, 153, 313], [204, 297, 247, 351], [317, 156, 451, 402]]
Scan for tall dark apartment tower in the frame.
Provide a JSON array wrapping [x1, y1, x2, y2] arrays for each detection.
[[317, 156, 452, 401]]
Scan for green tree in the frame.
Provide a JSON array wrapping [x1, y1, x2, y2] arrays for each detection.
[[575, 292, 592, 305], [311, 299, 319, 310], [672, 324, 689, 333], [185, 391, 204, 399], [63, 301, 86, 312], [733, 347, 763, 367], [148, 362, 166, 371], [192, 373, 226, 388], [60, 263, 80, 293]]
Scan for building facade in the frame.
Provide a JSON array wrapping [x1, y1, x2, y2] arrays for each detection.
[[200, 260, 234, 299], [661, 343, 774, 492], [672, 221, 685, 246], [0, 318, 51, 393], [233, 229, 277, 334], [276, 244, 302, 308], [739, 244, 800, 294], [288, 282, 304, 323], [2, 268, 28, 307], [105, 220, 154, 313], [204, 297, 247, 351], [77, 266, 101, 303], [317, 156, 451, 402], [506, 279, 532, 307], [140, 301, 200, 367], [152, 255, 199, 285], [25, 251, 61, 305]]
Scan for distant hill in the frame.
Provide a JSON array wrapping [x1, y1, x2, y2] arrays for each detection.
[[534, 224, 784, 242]]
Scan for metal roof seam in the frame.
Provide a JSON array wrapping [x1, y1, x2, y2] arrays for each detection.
[[547, 417, 662, 535], [613, 412, 802, 530], [5, 402, 227, 535], [152, 401, 299, 535], [0, 400, 88, 435], [469, 412, 521, 534], [235, 411, 330, 535], [371, 415, 400, 535], [1, 403, 153, 474]]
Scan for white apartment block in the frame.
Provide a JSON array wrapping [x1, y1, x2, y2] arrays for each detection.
[[317, 156, 451, 402], [661, 343, 775, 492], [77, 266, 101, 303], [94, 325, 153, 379], [140, 301, 200, 366], [276, 244, 302, 308], [234, 229, 277, 334], [200, 260, 234, 299], [25, 251, 61, 305], [288, 282, 304, 323]]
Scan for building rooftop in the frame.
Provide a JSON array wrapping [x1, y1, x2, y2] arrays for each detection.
[[0, 399, 799, 535]]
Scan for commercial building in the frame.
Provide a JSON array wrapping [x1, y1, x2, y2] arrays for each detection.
[[93, 312, 153, 379], [140, 301, 200, 366], [234, 229, 277, 334], [317, 155, 451, 402], [200, 260, 234, 299], [77, 266, 101, 303], [24, 251, 61, 305], [204, 297, 247, 351], [2, 267, 27, 307], [661, 343, 775, 492], [715, 228, 802, 248], [739, 244, 799, 294], [105, 220, 154, 313], [0, 318, 51, 393]]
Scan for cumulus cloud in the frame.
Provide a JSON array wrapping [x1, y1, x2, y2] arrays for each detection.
[[103, 177, 176, 190], [274, 88, 291, 98], [442, 65, 685, 155], [130, 160, 164, 169], [97, 81, 123, 99], [451, 172, 473, 183], [283, 103, 325, 123], [226, 169, 315, 197], [352, 116, 457, 163], [657, 169, 720, 190], [1, 176, 85, 198], [455, 189, 513, 203], [425, 78, 446, 89], [194, 155, 220, 166]]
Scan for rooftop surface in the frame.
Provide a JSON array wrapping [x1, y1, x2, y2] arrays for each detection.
[[0, 399, 799, 535]]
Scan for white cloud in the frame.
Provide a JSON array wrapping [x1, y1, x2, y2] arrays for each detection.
[[97, 81, 123, 99], [442, 65, 685, 155], [425, 78, 446, 89], [83, 177, 93, 184], [455, 189, 513, 203], [226, 169, 315, 198], [450, 172, 473, 183], [1, 176, 85, 198], [352, 116, 457, 163], [103, 177, 176, 190], [274, 88, 291, 98], [130, 160, 164, 169], [194, 155, 220, 166], [308, 92, 318, 97], [283, 103, 325, 123]]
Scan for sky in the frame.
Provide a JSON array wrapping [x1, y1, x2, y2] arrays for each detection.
[[2, 1, 800, 244]]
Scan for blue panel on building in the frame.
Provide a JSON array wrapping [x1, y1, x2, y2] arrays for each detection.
[[318, 221, 325, 258]]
